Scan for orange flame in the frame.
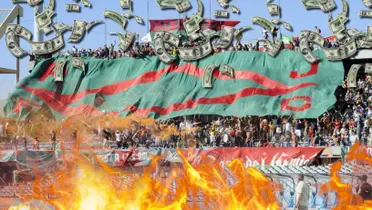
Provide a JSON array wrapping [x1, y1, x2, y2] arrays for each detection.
[[320, 142, 372, 209], [10, 151, 280, 210], [7, 115, 280, 210]]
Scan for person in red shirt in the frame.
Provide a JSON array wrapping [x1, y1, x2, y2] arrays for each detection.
[[349, 119, 355, 129], [33, 137, 39, 150], [307, 127, 314, 145], [334, 119, 341, 130]]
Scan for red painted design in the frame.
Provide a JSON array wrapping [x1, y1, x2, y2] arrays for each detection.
[[290, 63, 319, 79], [21, 62, 317, 116], [133, 83, 315, 117], [38, 62, 68, 82], [128, 105, 137, 113], [280, 96, 312, 112], [13, 97, 42, 113], [23, 63, 301, 112]]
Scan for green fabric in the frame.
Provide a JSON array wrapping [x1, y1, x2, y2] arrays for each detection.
[[3, 50, 344, 120], [281, 34, 293, 44], [0, 151, 15, 162]]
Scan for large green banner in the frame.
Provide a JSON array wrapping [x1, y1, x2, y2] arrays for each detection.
[[3, 50, 343, 119]]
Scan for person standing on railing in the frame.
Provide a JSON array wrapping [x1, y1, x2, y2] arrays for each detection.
[[314, 26, 321, 34], [22, 136, 27, 150], [50, 130, 56, 151], [295, 174, 309, 210], [33, 137, 39, 150]]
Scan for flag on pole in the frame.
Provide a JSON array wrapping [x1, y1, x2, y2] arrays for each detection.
[[281, 34, 293, 45], [141, 33, 152, 43]]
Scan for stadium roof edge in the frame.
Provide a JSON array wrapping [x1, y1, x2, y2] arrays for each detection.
[[0, 4, 23, 41], [349, 49, 372, 60], [0, 67, 17, 74]]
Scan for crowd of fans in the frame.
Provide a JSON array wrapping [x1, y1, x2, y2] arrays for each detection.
[[13, 27, 370, 149], [25, 25, 342, 62], [4, 76, 371, 149], [17, 66, 372, 149], [90, 70, 371, 149], [53, 40, 338, 60]]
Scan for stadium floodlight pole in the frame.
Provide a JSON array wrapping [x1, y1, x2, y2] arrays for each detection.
[[105, 21, 107, 45], [279, 0, 282, 39], [209, 0, 211, 20], [147, 0, 149, 33], [33, 4, 43, 42], [16, 14, 20, 82]]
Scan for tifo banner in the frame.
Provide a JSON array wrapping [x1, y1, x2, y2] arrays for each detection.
[[91, 148, 324, 168], [3, 50, 343, 120]]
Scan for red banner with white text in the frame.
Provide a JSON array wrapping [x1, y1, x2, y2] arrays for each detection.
[[192, 148, 323, 168], [91, 148, 324, 168]]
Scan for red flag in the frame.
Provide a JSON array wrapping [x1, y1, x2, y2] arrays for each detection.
[[122, 143, 137, 167]]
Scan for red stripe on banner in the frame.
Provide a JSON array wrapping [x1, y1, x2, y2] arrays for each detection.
[[38, 62, 69, 82], [193, 147, 324, 166], [280, 96, 312, 112], [133, 82, 316, 117], [24, 62, 309, 108], [21, 62, 317, 116], [290, 63, 319, 79], [90, 148, 324, 167], [18, 80, 315, 117], [12, 97, 42, 113]]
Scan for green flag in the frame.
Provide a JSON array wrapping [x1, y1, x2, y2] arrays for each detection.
[[3, 50, 344, 120], [281, 34, 293, 45]]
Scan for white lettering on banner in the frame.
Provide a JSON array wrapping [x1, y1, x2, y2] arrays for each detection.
[[187, 152, 195, 161], [366, 147, 372, 157], [97, 154, 111, 163], [193, 156, 202, 164], [244, 156, 261, 168], [96, 151, 127, 164], [269, 152, 317, 166], [219, 160, 232, 168], [207, 154, 216, 161], [166, 151, 179, 161]]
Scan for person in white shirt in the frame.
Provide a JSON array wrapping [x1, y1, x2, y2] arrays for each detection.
[[185, 120, 193, 130], [350, 131, 359, 145], [179, 121, 186, 130], [295, 175, 309, 210], [285, 120, 291, 133], [215, 117, 222, 127], [367, 107, 372, 118], [0, 124, 4, 137], [353, 111, 360, 123], [115, 130, 122, 148], [276, 125, 282, 135], [223, 132, 229, 146]]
